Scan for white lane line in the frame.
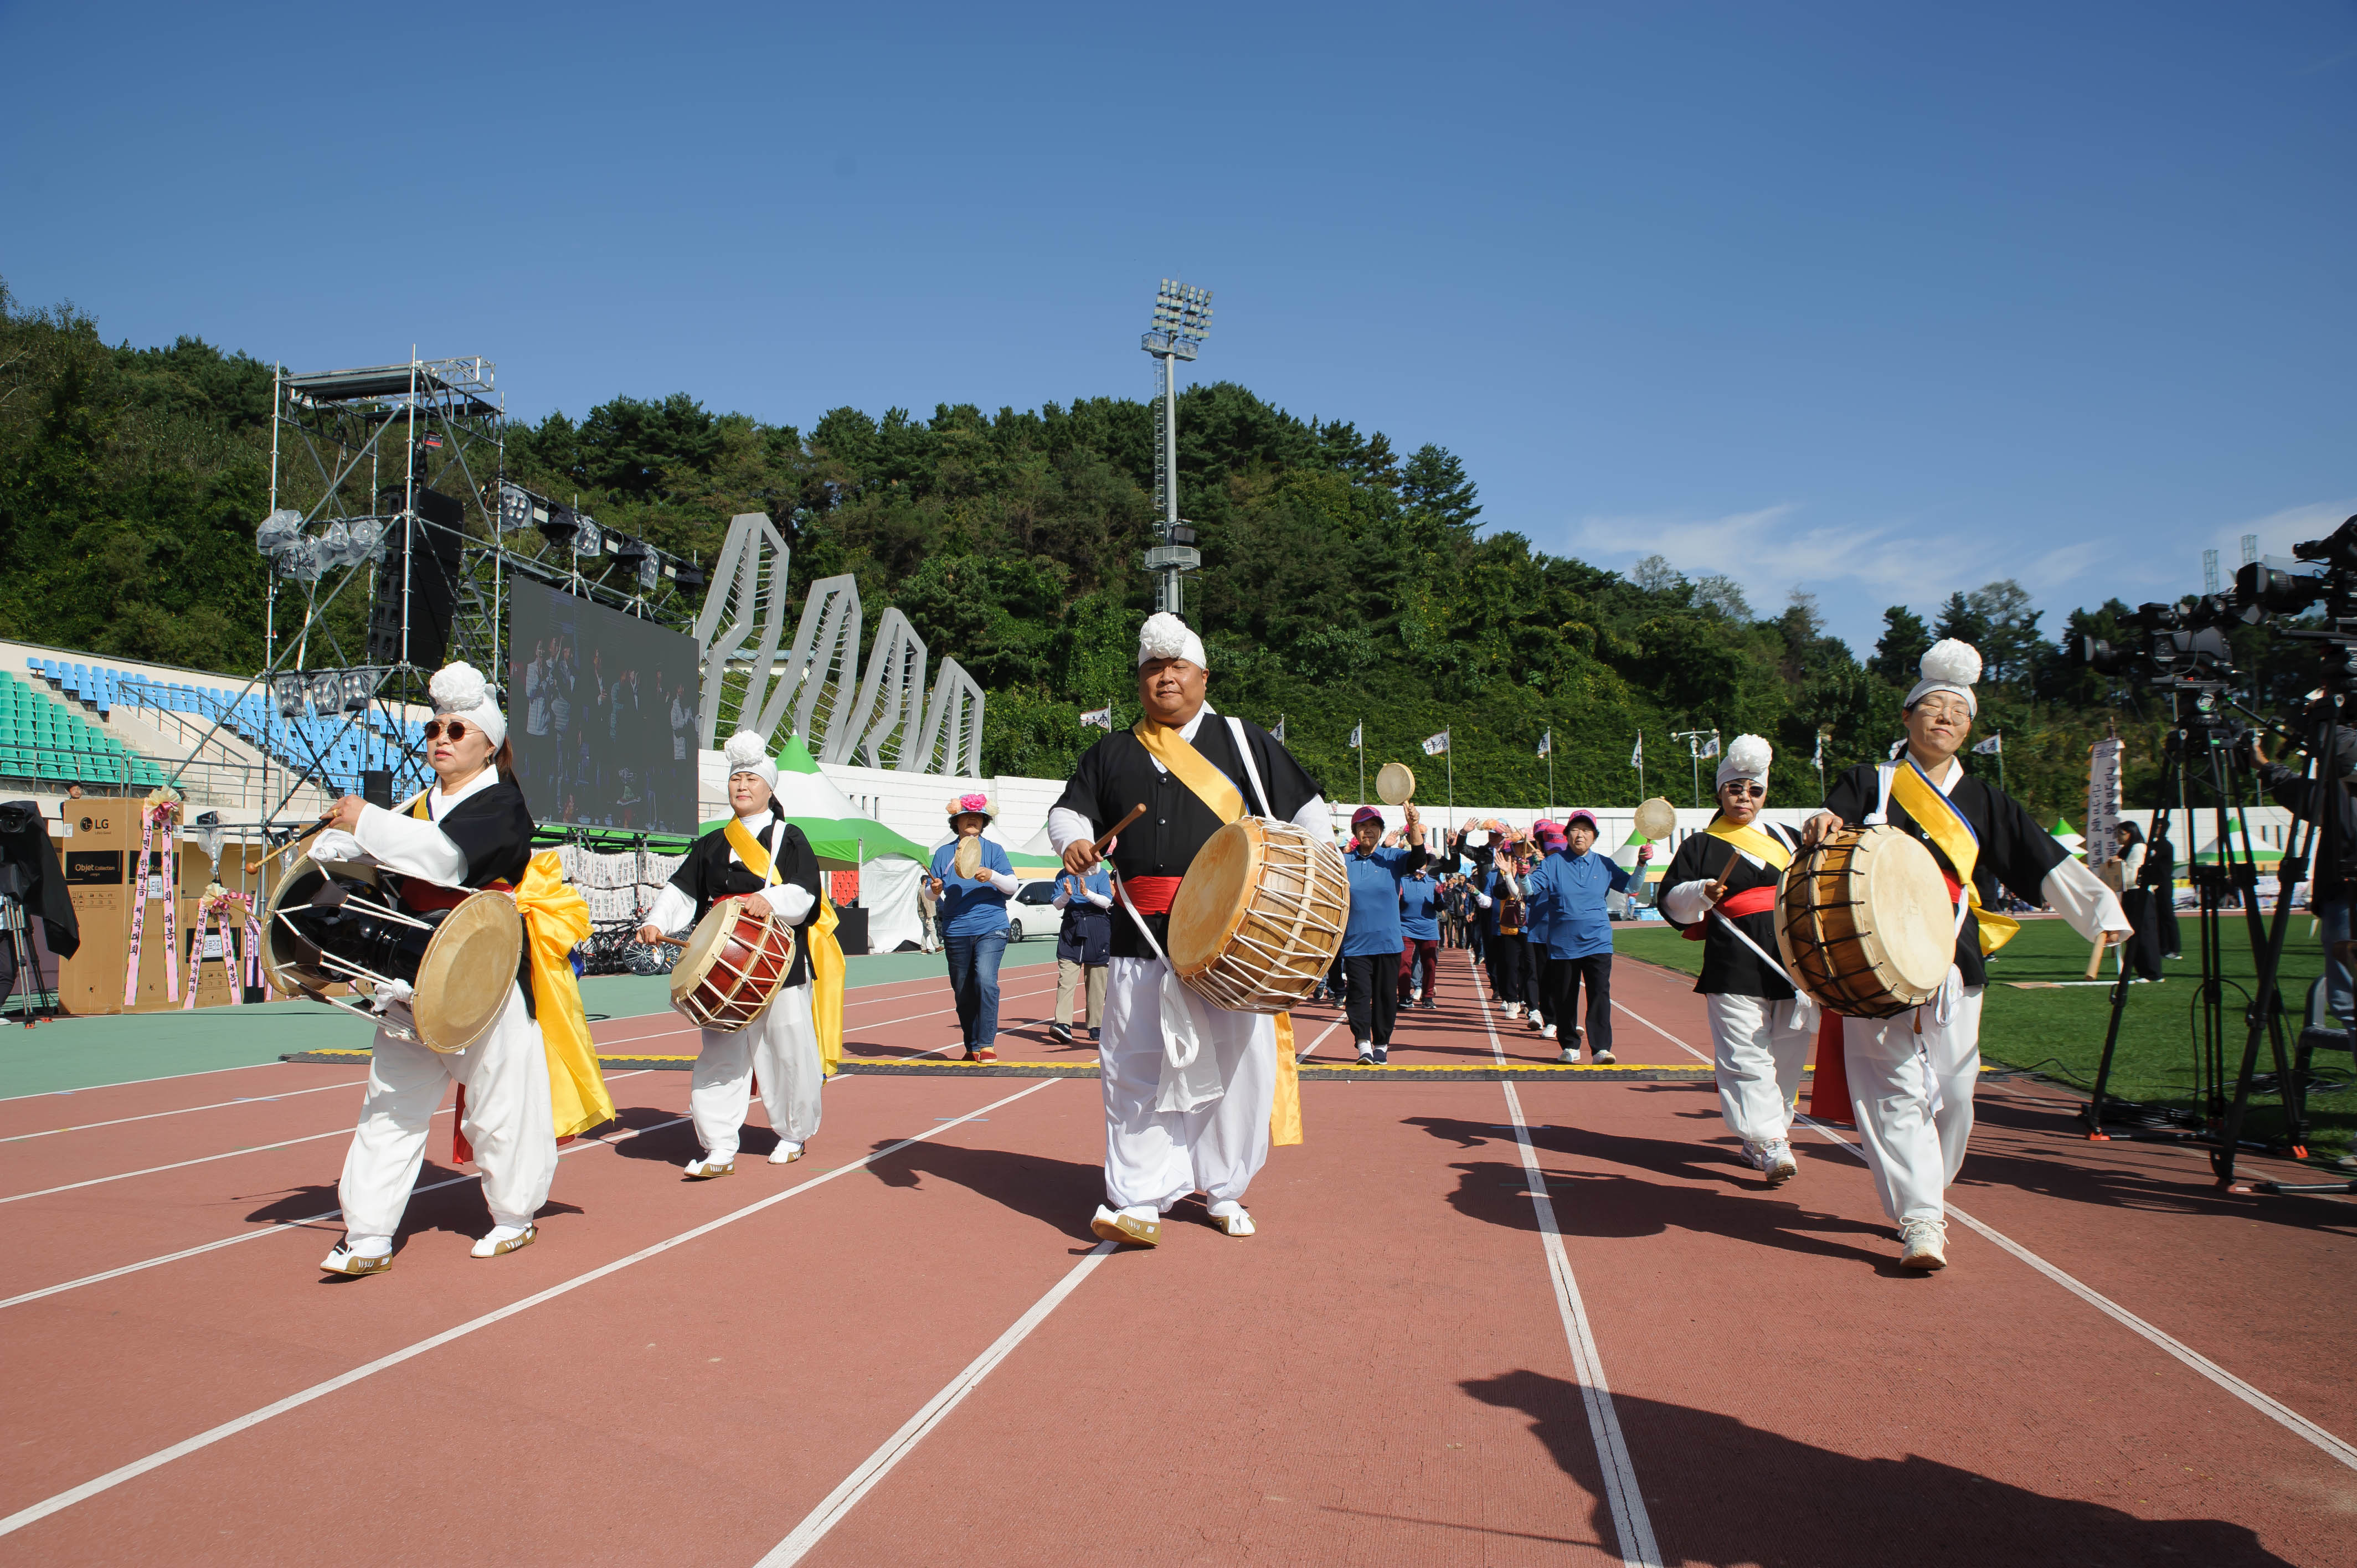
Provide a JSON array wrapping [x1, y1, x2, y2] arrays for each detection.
[[1603, 979, 2357, 1479], [1293, 1017, 1345, 1064], [0, 1080, 372, 1144], [0, 1074, 658, 1312], [1468, 951, 1661, 1568], [0, 1079, 1062, 1539], [756, 1241, 1119, 1565], [1792, 1111, 2357, 1474], [3, 1124, 400, 1204]]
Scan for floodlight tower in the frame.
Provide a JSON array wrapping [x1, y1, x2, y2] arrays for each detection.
[[1141, 278, 1212, 616]]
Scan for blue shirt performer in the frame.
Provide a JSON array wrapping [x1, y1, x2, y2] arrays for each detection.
[[1049, 864, 1114, 1044], [1396, 863, 1444, 1012], [928, 794, 1019, 1060], [1341, 804, 1427, 1063], [1525, 809, 1650, 1064]]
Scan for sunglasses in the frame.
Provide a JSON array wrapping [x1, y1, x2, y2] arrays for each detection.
[[1720, 782, 1766, 798], [421, 719, 475, 742]]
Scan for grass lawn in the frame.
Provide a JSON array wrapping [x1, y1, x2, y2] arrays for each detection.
[[1614, 914, 2355, 1164]]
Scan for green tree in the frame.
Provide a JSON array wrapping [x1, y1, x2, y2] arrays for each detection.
[[1870, 605, 1931, 683]]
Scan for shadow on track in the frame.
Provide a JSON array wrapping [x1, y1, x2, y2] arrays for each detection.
[[862, 1136, 1099, 1236], [1404, 1113, 1902, 1270], [1457, 1369, 2299, 1567]]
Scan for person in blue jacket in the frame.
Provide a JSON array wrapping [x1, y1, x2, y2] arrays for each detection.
[[1525, 808, 1651, 1064], [928, 792, 1018, 1061], [1049, 863, 1113, 1045], [1396, 861, 1444, 1010], [1341, 803, 1427, 1062], [1519, 820, 1567, 1038]]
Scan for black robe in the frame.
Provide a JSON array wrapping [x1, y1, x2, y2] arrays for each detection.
[[1823, 760, 2068, 987], [393, 777, 539, 1012], [1659, 820, 1801, 999], [1053, 713, 1322, 961], [663, 815, 823, 989]]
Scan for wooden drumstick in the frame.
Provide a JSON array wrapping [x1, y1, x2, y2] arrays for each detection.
[[1094, 803, 1147, 855]]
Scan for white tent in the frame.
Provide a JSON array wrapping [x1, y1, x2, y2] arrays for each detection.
[[704, 736, 931, 953]]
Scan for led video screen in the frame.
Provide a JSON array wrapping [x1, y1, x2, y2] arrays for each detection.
[[506, 584, 701, 834]]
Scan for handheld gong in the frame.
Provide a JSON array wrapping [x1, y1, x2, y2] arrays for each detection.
[[1375, 763, 1417, 806]]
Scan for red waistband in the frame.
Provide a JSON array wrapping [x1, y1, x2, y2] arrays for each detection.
[[1122, 875, 1182, 915], [400, 877, 511, 914], [1683, 884, 1777, 940]]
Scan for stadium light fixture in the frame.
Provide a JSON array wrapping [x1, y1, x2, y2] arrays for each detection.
[[1141, 277, 1213, 616]]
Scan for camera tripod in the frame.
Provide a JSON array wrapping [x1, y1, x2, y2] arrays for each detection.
[[2084, 687, 2357, 1193]]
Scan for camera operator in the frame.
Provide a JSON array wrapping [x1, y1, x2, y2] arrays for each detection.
[[2248, 727, 2357, 1036]]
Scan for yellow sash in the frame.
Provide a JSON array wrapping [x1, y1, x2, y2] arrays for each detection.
[[722, 814, 846, 1076], [1888, 760, 2020, 957], [1704, 818, 1792, 872], [1134, 716, 1244, 823], [411, 792, 613, 1138], [1128, 715, 1301, 1145]]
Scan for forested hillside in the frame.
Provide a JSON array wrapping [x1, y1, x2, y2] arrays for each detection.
[[0, 282, 2236, 822]]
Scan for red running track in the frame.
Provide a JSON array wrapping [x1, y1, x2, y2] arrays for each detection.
[[0, 949, 2350, 1566]]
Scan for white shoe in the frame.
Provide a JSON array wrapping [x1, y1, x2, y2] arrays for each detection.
[[685, 1154, 736, 1179], [320, 1235, 393, 1276], [1897, 1218, 1948, 1270], [1207, 1199, 1255, 1237], [1543, 1024, 1558, 1040], [1761, 1139, 1798, 1186], [769, 1142, 804, 1165], [471, 1223, 536, 1259], [1355, 1043, 1375, 1065], [1525, 1012, 1545, 1031], [1411, 988, 1423, 1003]]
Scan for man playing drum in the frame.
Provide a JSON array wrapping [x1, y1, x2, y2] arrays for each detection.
[[637, 730, 827, 1177], [317, 662, 607, 1274], [1048, 612, 1329, 1247], [1804, 641, 2129, 1269], [1660, 735, 1810, 1183]]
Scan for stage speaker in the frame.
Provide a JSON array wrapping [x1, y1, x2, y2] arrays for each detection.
[[362, 769, 393, 808], [367, 485, 466, 668]]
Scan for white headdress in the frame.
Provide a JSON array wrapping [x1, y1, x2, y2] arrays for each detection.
[[723, 729, 779, 793], [1905, 639, 1983, 718], [428, 661, 506, 749], [1137, 611, 1208, 669], [1716, 733, 1772, 790]]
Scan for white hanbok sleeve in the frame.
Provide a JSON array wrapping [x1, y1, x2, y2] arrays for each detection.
[[1047, 807, 1095, 853], [348, 804, 467, 886], [2041, 857, 2132, 940], [645, 883, 695, 933], [774, 884, 816, 924], [1660, 879, 1712, 924], [1290, 795, 1329, 834]]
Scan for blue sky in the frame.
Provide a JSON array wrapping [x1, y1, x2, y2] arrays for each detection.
[[6, 1, 2351, 656]]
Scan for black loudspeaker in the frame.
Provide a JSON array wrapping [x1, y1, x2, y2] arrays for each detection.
[[367, 485, 466, 668], [361, 769, 393, 808]]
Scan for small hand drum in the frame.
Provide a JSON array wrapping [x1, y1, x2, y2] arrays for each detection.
[[1376, 763, 1417, 806], [953, 837, 983, 880], [671, 896, 797, 1031], [1632, 797, 1677, 842]]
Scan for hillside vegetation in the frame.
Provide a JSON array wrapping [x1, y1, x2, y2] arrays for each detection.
[[2, 281, 2252, 822]]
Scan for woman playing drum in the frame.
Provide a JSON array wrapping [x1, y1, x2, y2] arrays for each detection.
[[1802, 641, 2129, 1270], [1659, 735, 1810, 1182], [1047, 613, 1328, 1247], [317, 662, 581, 1275], [637, 730, 826, 1178]]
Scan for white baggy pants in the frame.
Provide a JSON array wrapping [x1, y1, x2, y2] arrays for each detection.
[[1843, 978, 1985, 1224], [338, 984, 555, 1236], [1706, 992, 1814, 1147], [691, 981, 823, 1159], [1099, 956, 1274, 1211]]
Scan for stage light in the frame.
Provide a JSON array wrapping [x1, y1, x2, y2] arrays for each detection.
[[673, 559, 706, 591], [539, 505, 580, 549], [307, 672, 342, 718], [574, 515, 605, 557], [340, 668, 376, 713], [256, 509, 304, 556], [272, 674, 307, 719]]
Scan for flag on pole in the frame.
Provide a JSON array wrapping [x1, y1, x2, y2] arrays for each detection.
[[1272, 716, 1287, 743], [1347, 723, 1362, 749], [1422, 730, 1450, 756], [1536, 729, 1552, 757], [1699, 733, 1721, 760], [1973, 734, 2003, 755], [1630, 734, 1643, 767], [1080, 706, 1114, 731], [1812, 730, 1825, 768]]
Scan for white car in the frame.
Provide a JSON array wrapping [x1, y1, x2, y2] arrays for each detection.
[[1006, 878, 1063, 942]]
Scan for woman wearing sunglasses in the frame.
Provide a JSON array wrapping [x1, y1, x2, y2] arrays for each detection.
[[314, 661, 594, 1276], [1659, 734, 1810, 1187]]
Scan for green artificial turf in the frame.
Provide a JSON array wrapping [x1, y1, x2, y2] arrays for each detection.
[[1615, 915, 2355, 1163]]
